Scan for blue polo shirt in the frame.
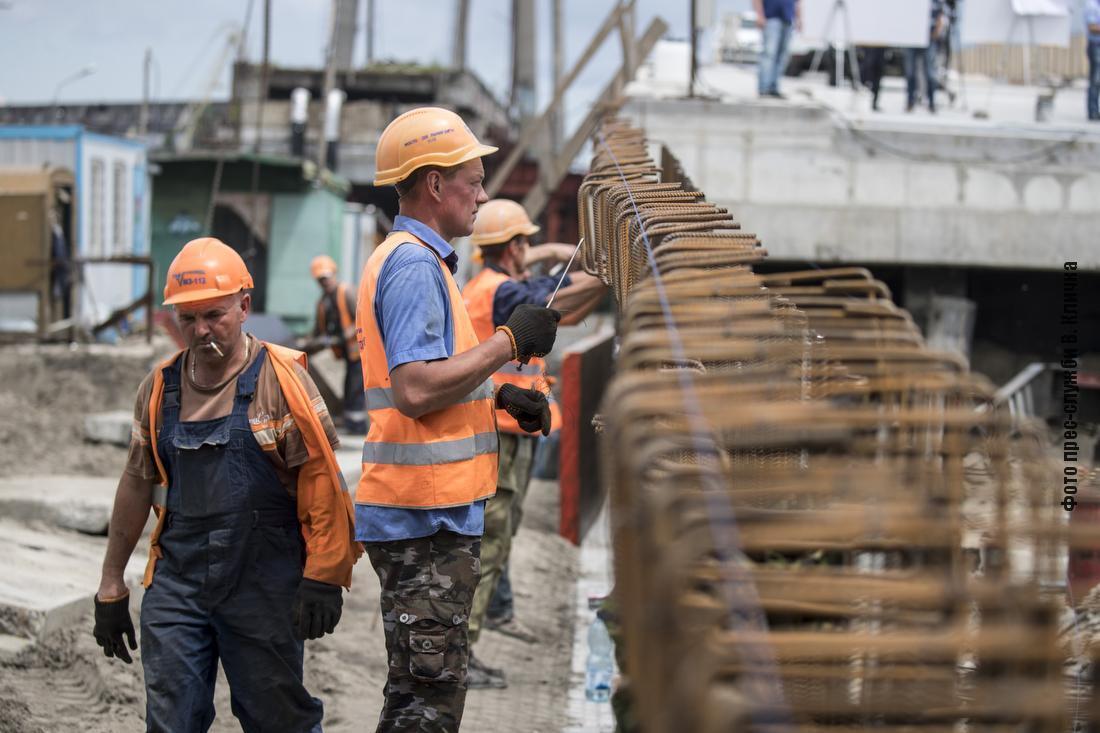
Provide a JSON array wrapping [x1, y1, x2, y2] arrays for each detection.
[[355, 214, 485, 543], [1087, 0, 1100, 43], [488, 262, 571, 328], [763, 0, 797, 23]]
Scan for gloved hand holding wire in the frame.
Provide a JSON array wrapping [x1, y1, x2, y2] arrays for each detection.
[[496, 304, 561, 362], [293, 578, 343, 640], [93, 592, 137, 664], [496, 384, 552, 436]]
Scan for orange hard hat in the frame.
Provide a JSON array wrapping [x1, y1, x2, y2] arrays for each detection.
[[311, 255, 338, 279], [163, 237, 253, 306], [470, 199, 539, 247], [373, 106, 498, 186]]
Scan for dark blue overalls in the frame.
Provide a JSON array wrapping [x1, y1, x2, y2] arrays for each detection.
[[140, 348, 324, 732]]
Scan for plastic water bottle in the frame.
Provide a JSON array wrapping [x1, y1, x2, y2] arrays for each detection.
[[584, 615, 614, 702]]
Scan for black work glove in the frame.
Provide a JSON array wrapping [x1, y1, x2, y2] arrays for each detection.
[[93, 592, 137, 664], [498, 304, 561, 362], [496, 383, 552, 436], [293, 578, 343, 640]]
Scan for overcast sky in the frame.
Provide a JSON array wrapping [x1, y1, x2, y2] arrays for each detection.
[[0, 0, 751, 115]]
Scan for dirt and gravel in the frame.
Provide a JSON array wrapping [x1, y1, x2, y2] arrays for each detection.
[[0, 337, 581, 731], [0, 339, 177, 479], [0, 473, 578, 732]]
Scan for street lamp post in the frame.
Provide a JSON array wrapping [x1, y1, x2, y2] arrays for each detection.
[[51, 65, 96, 120]]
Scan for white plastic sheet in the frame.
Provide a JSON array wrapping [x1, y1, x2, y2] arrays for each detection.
[[800, 0, 933, 48], [960, 0, 1072, 46]]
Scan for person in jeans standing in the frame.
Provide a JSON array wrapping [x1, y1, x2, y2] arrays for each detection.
[[753, 0, 801, 98], [905, 0, 945, 112], [1087, 0, 1100, 121]]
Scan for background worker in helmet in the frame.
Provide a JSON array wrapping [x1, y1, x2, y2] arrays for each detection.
[[91, 237, 360, 732], [358, 107, 561, 731], [308, 254, 367, 434], [461, 198, 607, 689]]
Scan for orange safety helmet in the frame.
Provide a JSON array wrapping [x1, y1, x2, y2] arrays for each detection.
[[373, 106, 498, 186], [470, 199, 540, 247], [311, 254, 338, 279], [163, 237, 254, 306]]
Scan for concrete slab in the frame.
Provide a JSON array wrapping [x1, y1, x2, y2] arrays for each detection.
[[0, 475, 120, 535], [0, 518, 145, 640], [0, 633, 34, 662], [83, 410, 132, 446]]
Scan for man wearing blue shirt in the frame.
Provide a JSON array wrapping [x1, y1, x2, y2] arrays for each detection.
[[753, 0, 801, 98], [357, 107, 561, 731], [1087, 0, 1100, 121]]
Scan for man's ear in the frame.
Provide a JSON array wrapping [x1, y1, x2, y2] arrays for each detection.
[[425, 170, 443, 202], [239, 292, 251, 319]]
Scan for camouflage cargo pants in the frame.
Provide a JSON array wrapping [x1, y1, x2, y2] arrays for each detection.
[[365, 530, 481, 733], [468, 433, 535, 644]]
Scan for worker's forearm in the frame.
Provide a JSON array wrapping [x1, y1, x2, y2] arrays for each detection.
[[98, 472, 154, 598], [525, 243, 576, 267], [391, 331, 513, 418], [548, 274, 605, 313]]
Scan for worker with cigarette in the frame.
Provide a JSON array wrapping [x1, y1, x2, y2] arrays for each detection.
[[92, 237, 360, 731], [357, 107, 561, 730], [461, 198, 606, 688]]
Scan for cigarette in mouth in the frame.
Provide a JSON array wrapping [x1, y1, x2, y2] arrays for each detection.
[[207, 341, 224, 357]]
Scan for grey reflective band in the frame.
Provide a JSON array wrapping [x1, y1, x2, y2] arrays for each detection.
[[152, 484, 167, 506], [495, 361, 543, 377], [365, 379, 495, 412], [361, 431, 499, 466]]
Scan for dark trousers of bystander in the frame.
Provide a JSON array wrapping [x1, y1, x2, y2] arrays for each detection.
[[1088, 41, 1100, 121], [905, 46, 937, 112]]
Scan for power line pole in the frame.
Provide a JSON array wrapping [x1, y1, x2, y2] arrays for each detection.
[[510, 0, 537, 120], [139, 48, 152, 137], [453, 0, 470, 70], [551, 0, 563, 151], [255, 0, 270, 154], [365, 0, 375, 64], [319, 0, 339, 168]]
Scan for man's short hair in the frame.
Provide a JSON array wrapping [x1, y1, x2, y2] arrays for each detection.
[[478, 235, 521, 262], [394, 164, 461, 199]]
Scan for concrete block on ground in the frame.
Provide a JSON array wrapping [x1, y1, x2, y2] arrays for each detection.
[[0, 475, 120, 535], [0, 519, 145, 640], [83, 410, 132, 446], [0, 633, 34, 662]]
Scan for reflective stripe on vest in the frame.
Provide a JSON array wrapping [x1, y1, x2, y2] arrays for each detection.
[[462, 266, 560, 435], [355, 232, 498, 509], [362, 430, 499, 466], [365, 379, 495, 412]]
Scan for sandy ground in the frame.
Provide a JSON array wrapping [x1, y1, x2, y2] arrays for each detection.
[[0, 477, 577, 733], [0, 337, 580, 731], [0, 339, 174, 479]]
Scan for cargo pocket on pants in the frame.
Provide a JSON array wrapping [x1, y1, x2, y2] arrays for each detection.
[[408, 624, 461, 683]]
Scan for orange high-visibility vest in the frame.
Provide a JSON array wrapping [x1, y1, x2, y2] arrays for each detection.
[[316, 282, 360, 362], [355, 232, 498, 509], [143, 342, 360, 589], [462, 266, 562, 435]]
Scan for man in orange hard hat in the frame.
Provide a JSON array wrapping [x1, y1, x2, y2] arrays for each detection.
[[461, 198, 606, 688], [309, 254, 367, 434], [357, 107, 561, 730], [92, 237, 360, 732]]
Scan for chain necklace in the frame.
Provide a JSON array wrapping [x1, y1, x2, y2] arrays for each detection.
[[190, 337, 250, 390]]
